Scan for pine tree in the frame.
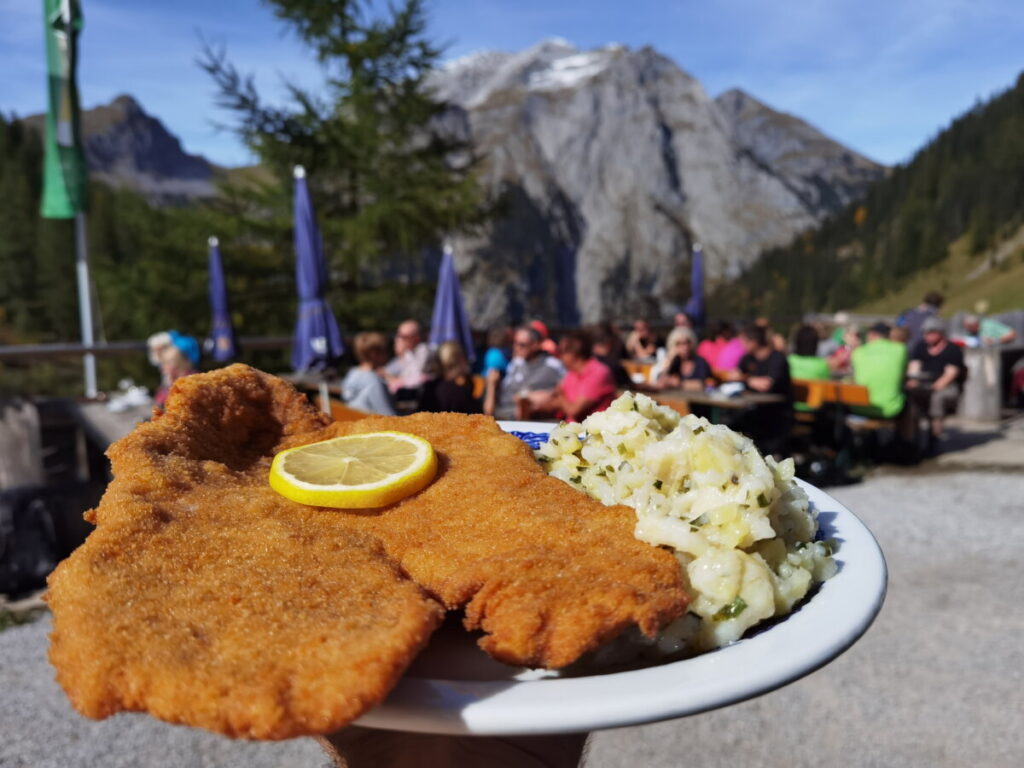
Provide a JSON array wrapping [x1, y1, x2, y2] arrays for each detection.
[[199, 0, 488, 294]]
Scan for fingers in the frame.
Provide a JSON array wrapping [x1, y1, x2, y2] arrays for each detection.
[[319, 727, 589, 768]]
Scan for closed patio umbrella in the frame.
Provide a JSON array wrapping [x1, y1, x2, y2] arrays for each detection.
[[291, 165, 344, 410], [684, 242, 706, 329], [206, 236, 237, 362], [428, 241, 475, 361]]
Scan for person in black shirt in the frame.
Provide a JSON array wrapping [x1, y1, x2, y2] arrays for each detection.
[[419, 341, 481, 414], [907, 316, 963, 444], [656, 327, 713, 390], [735, 324, 792, 457], [591, 325, 632, 390]]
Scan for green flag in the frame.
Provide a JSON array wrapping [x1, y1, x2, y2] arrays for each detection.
[[41, 0, 88, 219]]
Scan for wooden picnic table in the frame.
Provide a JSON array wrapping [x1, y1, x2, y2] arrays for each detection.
[[652, 389, 785, 419]]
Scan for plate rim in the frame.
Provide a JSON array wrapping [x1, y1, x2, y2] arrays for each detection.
[[357, 420, 888, 735]]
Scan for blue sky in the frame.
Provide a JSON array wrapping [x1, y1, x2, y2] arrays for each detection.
[[2, 0, 1021, 167]]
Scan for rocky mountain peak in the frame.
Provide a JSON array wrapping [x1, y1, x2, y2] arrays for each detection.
[[714, 88, 884, 215], [431, 40, 887, 326], [433, 38, 636, 108], [22, 95, 218, 203]]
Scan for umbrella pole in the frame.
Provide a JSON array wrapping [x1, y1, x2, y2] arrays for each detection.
[[319, 377, 331, 415]]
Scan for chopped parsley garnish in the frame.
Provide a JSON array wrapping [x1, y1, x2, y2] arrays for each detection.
[[689, 514, 708, 531], [653, 479, 663, 490], [712, 596, 748, 622], [693, 426, 705, 435], [757, 492, 770, 508]]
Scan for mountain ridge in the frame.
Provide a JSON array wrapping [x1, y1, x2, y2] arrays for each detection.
[[429, 39, 885, 324], [20, 94, 220, 203]]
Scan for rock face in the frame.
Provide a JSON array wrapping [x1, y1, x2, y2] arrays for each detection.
[[430, 39, 885, 327], [24, 95, 217, 203]]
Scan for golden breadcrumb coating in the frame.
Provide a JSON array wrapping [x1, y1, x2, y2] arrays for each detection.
[[47, 365, 688, 739]]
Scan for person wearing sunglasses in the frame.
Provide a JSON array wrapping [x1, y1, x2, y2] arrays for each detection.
[[655, 327, 712, 391], [485, 326, 565, 420]]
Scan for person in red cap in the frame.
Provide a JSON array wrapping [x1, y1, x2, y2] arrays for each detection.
[[529, 320, 558, 355]]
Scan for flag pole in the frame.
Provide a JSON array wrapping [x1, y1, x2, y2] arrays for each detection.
[[74, 210, 97, 398], [41, 0, 93, 397]]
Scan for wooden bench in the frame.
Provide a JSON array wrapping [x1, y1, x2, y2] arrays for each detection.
[[791, 379, 871, 410]]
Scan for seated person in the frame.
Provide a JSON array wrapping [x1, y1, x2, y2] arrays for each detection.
[[957, 312, 1016, 347], [713, 321, 746, 373], [148, 330, 200, 410], [481, 326, 512, 377], [529, 320, 559, 356], [656, 327, 712, 391], [851, 322, 907, 419], [341, 332, 397, 415], [419, 341, 481, 414], [907, 317, 964, 445], [384, 319, 432, 395], [827, 325, 861, 376], [787, 324, 831, 413], [590, 325, 632, 389], [527, 330, 617, 422], [485, 326, 565, 420], [697, 321, 726, 370], [735, 324, 793, 457], [625, 319, 659, 360]]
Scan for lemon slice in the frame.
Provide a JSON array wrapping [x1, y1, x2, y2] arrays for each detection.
[[269, 431, 437, 508]]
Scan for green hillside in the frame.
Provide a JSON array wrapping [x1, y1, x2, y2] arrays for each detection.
[[716, 72, 1024, 320], [853, 224, 1024, 316]]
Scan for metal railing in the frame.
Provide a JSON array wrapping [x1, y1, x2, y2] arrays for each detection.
[[0, 337, 293, 361]]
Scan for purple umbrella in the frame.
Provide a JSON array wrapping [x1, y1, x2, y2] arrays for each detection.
[[207, 236, 237, 362], [684, 242, 706, 328], [291, 165, 344, 372], [428, 241, 475, 361]]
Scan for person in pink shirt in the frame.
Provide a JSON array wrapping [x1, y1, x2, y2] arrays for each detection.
[[524, 330, 617, 422], [552, 330, 617, 421], [696, 320, 727, 369], [713, 321, 746, 372]]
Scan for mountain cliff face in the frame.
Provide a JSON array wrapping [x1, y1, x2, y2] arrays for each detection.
[[430, 40, 885, 326], [24, 95, 217, 202]]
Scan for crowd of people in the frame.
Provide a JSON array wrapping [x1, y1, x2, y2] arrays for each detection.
[[314, 290, 1019, 459]]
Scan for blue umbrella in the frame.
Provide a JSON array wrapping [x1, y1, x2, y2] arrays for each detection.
[[207, 236, 237, 362], [291, 165, 344, 372], [429, 241, 476, 361], [683, 242, 706, 328]]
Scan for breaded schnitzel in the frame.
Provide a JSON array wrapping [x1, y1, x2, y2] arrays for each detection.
[[290, 413, 688, 667], [47, 365, 688, 739]]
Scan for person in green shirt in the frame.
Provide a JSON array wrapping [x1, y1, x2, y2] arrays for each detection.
[[788, 325, 831, 412], [851, 323, 908, 418]]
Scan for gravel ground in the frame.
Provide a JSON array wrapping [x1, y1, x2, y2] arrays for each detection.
[[2, 470, 1022, 767]]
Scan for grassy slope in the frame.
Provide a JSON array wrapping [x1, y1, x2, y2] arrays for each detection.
[[853, 223, 1024, 316]]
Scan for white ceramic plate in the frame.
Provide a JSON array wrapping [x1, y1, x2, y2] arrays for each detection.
[[357, 421, 887, 735]]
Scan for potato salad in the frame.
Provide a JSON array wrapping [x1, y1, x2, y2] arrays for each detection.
[[537, 392, 836, 653]]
